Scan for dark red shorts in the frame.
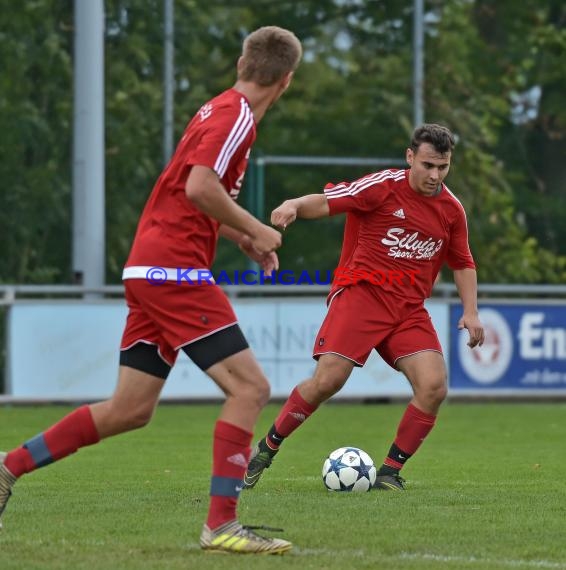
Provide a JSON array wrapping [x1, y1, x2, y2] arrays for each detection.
[[313, 282, 442, 369], [120, 280, 238, 366]]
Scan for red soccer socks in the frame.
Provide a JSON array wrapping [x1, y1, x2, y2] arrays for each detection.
[[4, 405, 100, 478]]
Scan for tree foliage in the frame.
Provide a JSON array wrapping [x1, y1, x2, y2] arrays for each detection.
[[0, 0, 73, 283], [0, 0, 564, 284]]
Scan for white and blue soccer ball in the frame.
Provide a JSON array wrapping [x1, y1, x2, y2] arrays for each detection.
[[322, 447, 377, 492]]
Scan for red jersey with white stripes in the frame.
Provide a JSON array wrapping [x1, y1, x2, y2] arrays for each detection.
[[125, 88, 256, 269], [325, 168, 475, 301]]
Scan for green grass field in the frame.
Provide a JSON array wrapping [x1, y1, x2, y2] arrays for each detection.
[[1, 402, 566, 570]]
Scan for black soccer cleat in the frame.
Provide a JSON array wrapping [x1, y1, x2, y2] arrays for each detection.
[[373, 473, 406, 491], [243, 444, 277, 489]]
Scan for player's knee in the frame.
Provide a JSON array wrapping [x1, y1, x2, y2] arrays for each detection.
[[116, 404, 155, 431], [424, 376, 447, 405], [239, 374, 271, 408], [313, 363, 350, 400], [433, 382, 448, 404], [313, 382, 339, 401], [255, 376, 271, 407], [129, 409, 155, 429]]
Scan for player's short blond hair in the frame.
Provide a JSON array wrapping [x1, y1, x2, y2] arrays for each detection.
[[239, 26, 302, 87]]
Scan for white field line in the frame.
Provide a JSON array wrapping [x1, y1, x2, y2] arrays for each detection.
[[293, 549, 566, 569], [186, 543, 566, 568], [398, 552, 566, 569]]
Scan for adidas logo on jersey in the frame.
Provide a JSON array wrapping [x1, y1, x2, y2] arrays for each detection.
[[393, 208, 406, 219], [199, 103, 213, 121]]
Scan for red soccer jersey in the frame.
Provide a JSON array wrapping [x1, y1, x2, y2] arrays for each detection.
[[325, 168, 475, 302], [125, 88, 256, 270]]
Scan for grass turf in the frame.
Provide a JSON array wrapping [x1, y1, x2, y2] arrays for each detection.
[[1, 402, 566, 570]]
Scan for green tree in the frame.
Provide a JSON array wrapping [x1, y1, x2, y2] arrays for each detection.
[[0, 0, 73, 283], [0, 0, 564, 285], [473, 0, 566, 260], [104, 0, 169, 280], [425, 0, 566, 282]]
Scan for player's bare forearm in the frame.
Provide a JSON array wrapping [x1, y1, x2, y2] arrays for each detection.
[[295, 194, 330, 219], [186, 165, 263, 237], [218, 224, 279, 274], [454, 268, 484, 347], [186, 166, 281, 254], [271, 194, 329, 228], [453, 268, 479, 316], [219, 224, 247, 244]]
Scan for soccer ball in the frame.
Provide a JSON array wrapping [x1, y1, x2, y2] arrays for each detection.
[[322, 447, 377, 492]]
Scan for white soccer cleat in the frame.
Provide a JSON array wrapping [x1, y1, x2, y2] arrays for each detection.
[[200, 520, 292, 554], [0, 452, 17, 531]]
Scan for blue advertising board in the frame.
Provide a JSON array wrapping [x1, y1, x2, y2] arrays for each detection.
[[450, 304, 566, 393]]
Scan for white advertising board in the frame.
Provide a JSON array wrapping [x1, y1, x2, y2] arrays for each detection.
[[7, 299, 448, 400]]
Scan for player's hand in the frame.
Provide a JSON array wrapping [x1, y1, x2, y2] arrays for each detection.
[[239, 237, 279, 276], [271, 200, 298, 230], [249, 223, 282, 255], [458, 314, 485, 348], [257, 251, 279, 276]]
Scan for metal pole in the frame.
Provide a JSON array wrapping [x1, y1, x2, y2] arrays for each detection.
[[413, 0, 424, 127], [72, 0, 105, 291], [245, 158, 259, 272], [245, 158, 257, 218], [256, 157, 265, 223], [163, 0, 175, 164]]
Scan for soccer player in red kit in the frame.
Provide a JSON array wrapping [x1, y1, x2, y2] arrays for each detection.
[[244, 124, 485, 491], [0, 27, 302, 554]]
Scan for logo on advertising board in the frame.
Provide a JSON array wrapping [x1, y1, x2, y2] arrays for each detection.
[[458, 308, 514, 384], [450, 304, 566, 392]]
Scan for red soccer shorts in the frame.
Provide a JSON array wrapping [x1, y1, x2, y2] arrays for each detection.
[[120, 279, 238, 366], [313, 281, 442, 369]]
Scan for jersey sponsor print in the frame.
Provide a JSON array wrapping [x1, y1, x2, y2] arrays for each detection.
[[323, 168, 475, 302]]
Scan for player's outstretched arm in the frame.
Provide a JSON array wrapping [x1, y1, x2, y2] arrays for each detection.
[[271, 194, 329, 229]]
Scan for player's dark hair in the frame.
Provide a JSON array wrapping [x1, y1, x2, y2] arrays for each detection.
[[410, 124, 455, 154], [239, 26, 302, 86]]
